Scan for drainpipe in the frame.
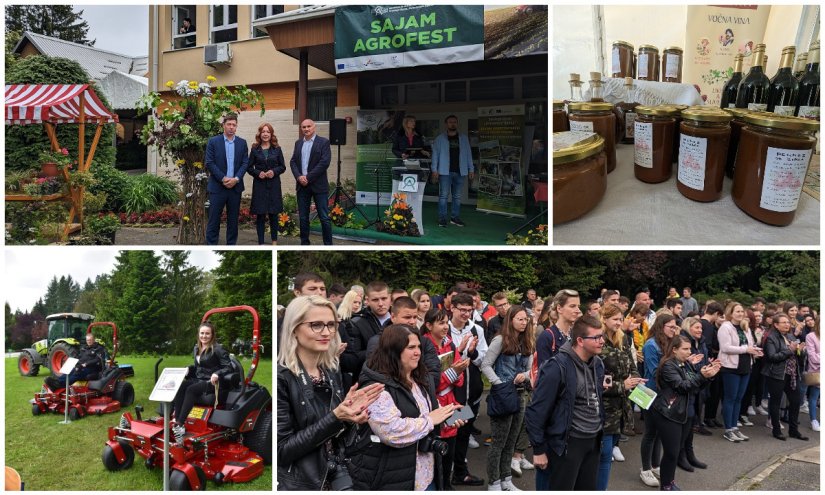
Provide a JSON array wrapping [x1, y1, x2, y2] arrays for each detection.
[[149, 5, 160, 174]]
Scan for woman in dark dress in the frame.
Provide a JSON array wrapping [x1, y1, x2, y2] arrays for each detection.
[[248, 123, 286, 245]]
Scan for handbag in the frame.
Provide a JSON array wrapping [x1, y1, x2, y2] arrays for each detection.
[[486, 382, 520, 417], [803, 371, 820, 386]]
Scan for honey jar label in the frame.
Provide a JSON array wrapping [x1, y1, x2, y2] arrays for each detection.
[[797, 106, 820, 120], [665, 55, 680, 79], [772, 106, 796, 116], [569, 120, 594, 132], [634, 122, 653, 168], [625, 113, 636, 137], [759, 147, 812, 212], [677, 135, 708, 191], [553, 131, 597, 150], [612, 47, 621, 74], [747, 103, 768, 112], [638, 53, 649, 77]]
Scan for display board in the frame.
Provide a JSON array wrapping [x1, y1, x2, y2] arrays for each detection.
[[476, 104, 527, 217]]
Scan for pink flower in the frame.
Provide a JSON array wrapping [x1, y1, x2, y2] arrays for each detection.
[[61, 148, 69, 155]]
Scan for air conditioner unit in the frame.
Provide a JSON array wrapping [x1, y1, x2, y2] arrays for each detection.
[[204, 43, 232, 65]]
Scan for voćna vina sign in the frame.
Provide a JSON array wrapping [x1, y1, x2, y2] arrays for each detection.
[[334, 5, 484, 74]]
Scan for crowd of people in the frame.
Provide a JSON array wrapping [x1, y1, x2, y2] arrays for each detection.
[[277, 274, 820, 491]]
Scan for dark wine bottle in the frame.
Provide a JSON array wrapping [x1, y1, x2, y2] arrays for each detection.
[[735, 44, 770, 111], [720, 54, 743, 109], [767, 46, 799, 115], [793, 52, 808, 80], [796, 40, 820, 120]]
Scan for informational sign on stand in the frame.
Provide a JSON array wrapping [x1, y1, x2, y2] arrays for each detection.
[[58, 357, 79, 425], [59, 357, 79, 375], [476, 104, 527, 217], [149, 367, 188, 491]]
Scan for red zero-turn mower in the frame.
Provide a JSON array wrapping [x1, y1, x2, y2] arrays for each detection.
[[102, 306, 272, 490], [31, 322, 135, 419]]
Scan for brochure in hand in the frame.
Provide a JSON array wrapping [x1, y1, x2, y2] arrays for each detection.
[[628, 383, 657, 410]]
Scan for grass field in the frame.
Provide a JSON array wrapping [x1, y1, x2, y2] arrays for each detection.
[[5, 355, 272, 491]]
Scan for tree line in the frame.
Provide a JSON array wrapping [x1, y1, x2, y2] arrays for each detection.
[[277, 251, 819, 308], [6, 251, 273, 357]]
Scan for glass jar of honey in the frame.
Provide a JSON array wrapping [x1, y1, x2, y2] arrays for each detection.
[[634, 105, 676, 183], [568, 102, 617, 173], [662, 47, 683, 82], [676, 109, 734, 202], [553, 132, 607, 224], [731, 113, 818, 226], [553, 100, 569, 132], [637, 45, 659, 81], [612, 41, 635, 78]]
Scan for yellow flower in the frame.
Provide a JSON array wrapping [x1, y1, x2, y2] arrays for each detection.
[[183, 216, 190, 222], [393, 214, 403, 221], [175, 159, 185, 167], [165, 80, 175, 88], [193, 161, 204, 169], [206, 75, 217, 83], [188, 80, 199, 89]]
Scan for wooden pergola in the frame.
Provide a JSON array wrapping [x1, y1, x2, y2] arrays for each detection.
[[5, 84, 118, 240]]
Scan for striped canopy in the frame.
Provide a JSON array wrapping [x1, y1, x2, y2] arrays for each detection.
[[5, 84, 118, 125]]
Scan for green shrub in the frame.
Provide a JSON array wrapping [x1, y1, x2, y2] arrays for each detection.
[[121, 173, 179, 214], [88, 162, 130, 211], [5, 55, 116, 172]]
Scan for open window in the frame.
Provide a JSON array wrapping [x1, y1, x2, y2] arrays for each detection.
[[172, 5, 197, 49]]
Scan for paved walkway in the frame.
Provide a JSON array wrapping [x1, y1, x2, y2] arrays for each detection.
[[729, 445, 820, 491]]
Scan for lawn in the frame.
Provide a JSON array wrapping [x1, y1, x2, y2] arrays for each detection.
[[5, 355, 272, 491]]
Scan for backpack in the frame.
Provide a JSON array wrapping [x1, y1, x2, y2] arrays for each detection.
[[530, 326, 557, 387]]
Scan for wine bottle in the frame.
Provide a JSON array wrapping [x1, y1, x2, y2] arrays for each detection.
[[720, 54, 743, 109], [793, 52, 808, 80], [767, 46, 799, 115], [735, 44, 770, 111], [796, 40, 820, 120]]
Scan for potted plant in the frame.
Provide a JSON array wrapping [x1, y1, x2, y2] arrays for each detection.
[[84, 213, 120, 245], [22, 177, 63, 197], [38, 148, 72, 177]]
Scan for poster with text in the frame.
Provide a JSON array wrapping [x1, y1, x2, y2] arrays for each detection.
[[476, 104, 527, 217]]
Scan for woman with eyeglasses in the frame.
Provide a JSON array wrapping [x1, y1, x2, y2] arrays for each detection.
[[718, 302, 762, 443], [597, 304, 645, 490], [480, 305, 535, 491], [650, 335, 721, 491], [762, 312, 810, 441], [639, 313, 680, 487], [277, 295, 384, 490]]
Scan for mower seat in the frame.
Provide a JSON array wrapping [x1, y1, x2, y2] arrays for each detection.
[[195, 356, 243, 409], [87, 367, 121, 392]]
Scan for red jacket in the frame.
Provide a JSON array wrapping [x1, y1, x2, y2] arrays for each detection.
[[425, 332, 464, 438]]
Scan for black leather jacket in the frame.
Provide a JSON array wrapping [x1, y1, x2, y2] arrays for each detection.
[[190, 343, 232, 381], [277, 364, 348, 490], [761, 330, 796, 380], [78, 342, 106, 372], [651, 358, 707, 424]]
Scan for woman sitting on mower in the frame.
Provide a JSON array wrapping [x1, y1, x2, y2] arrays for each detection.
[[44, 333, 105, 390], [277, 295, 384, 490], [171, 322, 232, 439]]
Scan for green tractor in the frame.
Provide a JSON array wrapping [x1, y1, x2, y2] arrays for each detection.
[[17, 313, 95, 377]]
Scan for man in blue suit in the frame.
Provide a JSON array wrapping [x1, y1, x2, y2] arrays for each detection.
[[290, 118, 332, 245], [205, 112, 249, 245]]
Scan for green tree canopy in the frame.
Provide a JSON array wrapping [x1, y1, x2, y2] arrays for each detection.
[[5, 5, 95, 45]]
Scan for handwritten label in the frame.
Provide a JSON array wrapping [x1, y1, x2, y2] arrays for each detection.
[[759, 147, 812, 212], [612, 47, 620, 74], [634, 122, 653, 168], [553, 131, 597, 150], [677, 134, 708, 190], [772, 105, 795, 116], [747, 103, 768, 111], [797, 106, 820, 120], [625, 112, 636, 138], [638, 53, 649, 78], [665, 54, 680, 78], [569, 120, 594, 132]]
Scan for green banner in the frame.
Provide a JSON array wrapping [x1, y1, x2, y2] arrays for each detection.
[[476, 104, 527, 217], [335, 5, 484, 74]]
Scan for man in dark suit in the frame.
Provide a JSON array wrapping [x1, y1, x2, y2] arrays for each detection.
[[290, 118, 332, 245], [205, 112, 249, 245]]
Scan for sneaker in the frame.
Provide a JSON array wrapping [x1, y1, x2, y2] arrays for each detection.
[[740, 415, 754, 426], [765, 419, 784, 430], [639, 469, 660, 487], [450, 217, 466, 227], [619, 434, 630, 442], [736, 421, 743, 428], [747, 406, 756, 416], [662, 481, 682, 491], [755, 405, 769, 416], [501, 477, 521, 491], [733, 428, 749, 441], [695, 424, 712, 436], [612, 446, 625, 462], [812, 419, 821, 432], [468, 434, 480, 449], [761, 399, 769, 409], [519, 458, 535, 470], [488, 480, 502, 491], [452, 474, 485, 486], [510, 459, 522, 477], [800, 402, 810, 414], [723, 430, 741, 443], [438, 219, 448, 228], [484, 436, 493, 446], [651, 467, 660, 479]]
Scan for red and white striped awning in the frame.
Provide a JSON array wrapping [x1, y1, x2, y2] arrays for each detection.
[[5, 84, 118, 125]]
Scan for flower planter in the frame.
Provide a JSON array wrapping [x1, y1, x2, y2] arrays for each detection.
[[41, 162, 60, 177]]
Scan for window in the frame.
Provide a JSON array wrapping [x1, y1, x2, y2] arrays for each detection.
[[405, 82, 441, 104], [444, 81, 467, 102], [252, 5, 284, 38], [379, 86, 400, 106], [469, 78, 514, 101], [308, 88, 337, 122], [210, 5, 238, 43], [522, 75, 546, 99], [172, 5, 197, 49]]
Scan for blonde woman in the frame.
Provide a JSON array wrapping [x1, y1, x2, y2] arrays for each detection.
[[277, 295, 383, 490], [411, 289, 432, 328], [718, 302, 762, 442], [337, 290, 363, 322]]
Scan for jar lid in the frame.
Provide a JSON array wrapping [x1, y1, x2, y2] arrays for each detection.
[[681, 109, 734, 122], [664, 104, 689, 111], [723, 107, 750, 119], [742, 112, 820, 131], [614, 40, 634, 49], [664, 46, 683, 52], [568, 102, 613, 112], [639, 44, 659, 52], [553, 131, 605, 165], [636, 105, 680, 116], [553, 99, 565, 110]]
